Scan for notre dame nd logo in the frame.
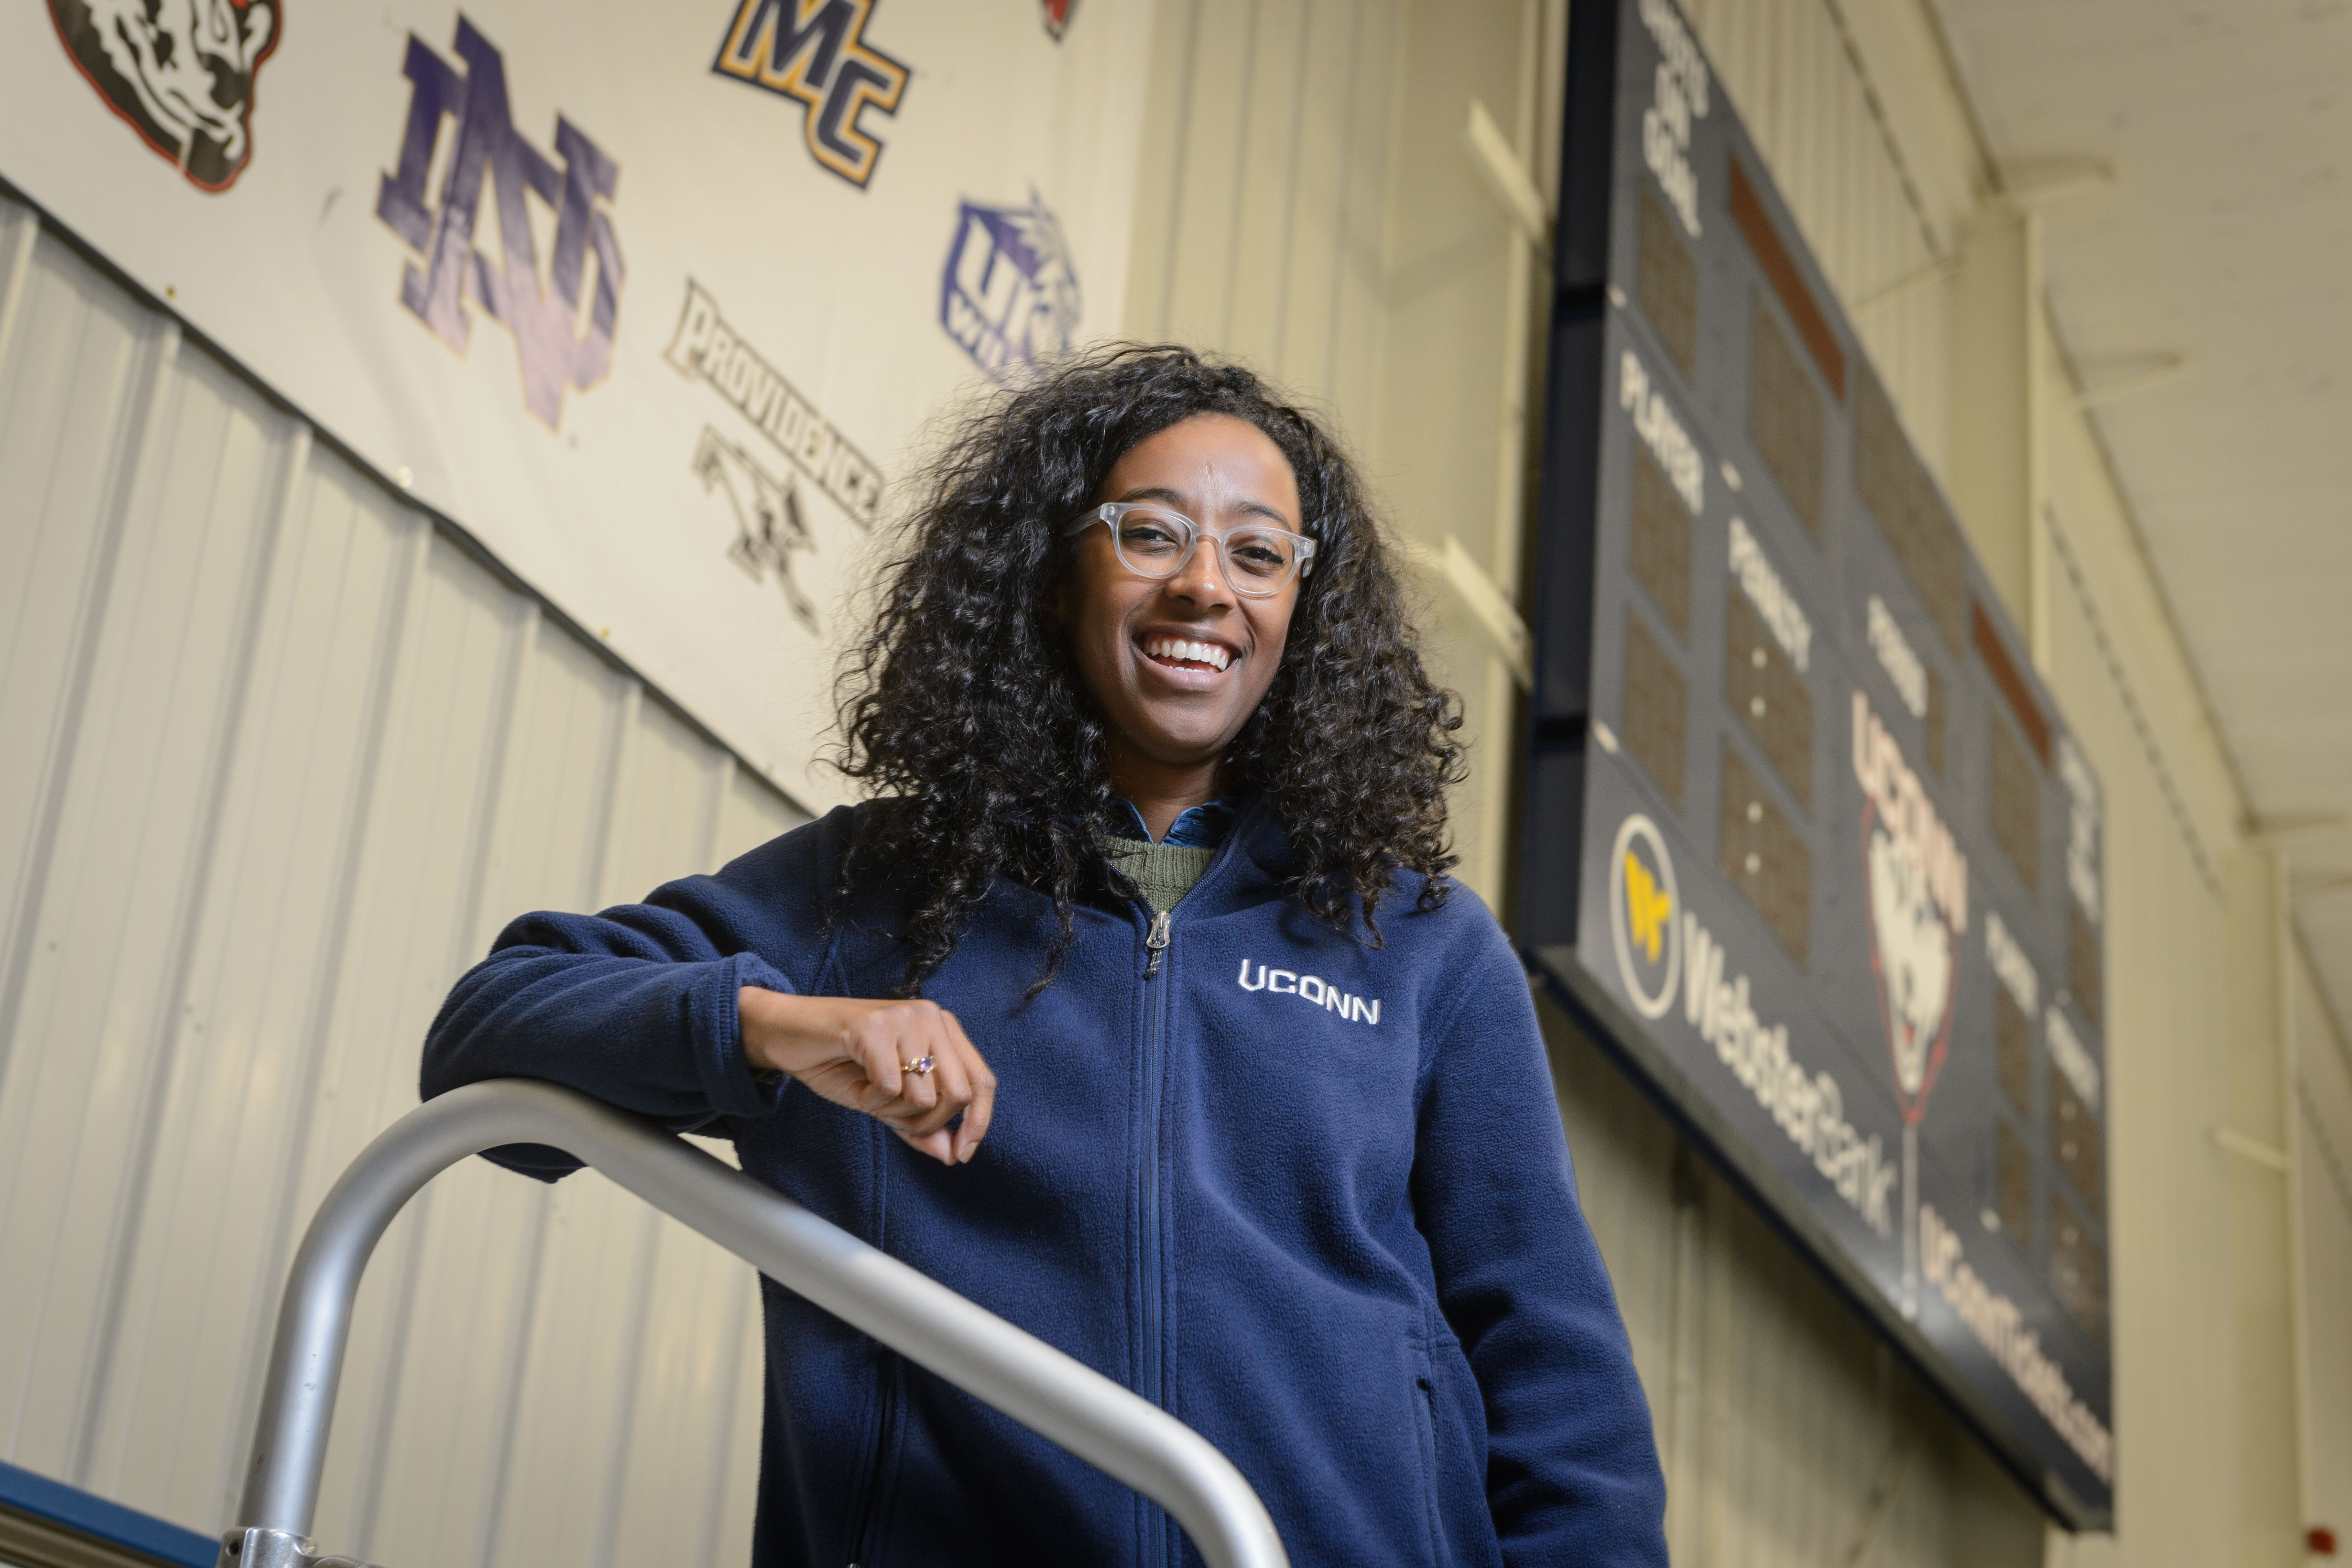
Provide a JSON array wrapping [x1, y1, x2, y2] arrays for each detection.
[[1610, 814, 1681, 1021], [375, 16, 624, 432], [711, 0, 909, 189]]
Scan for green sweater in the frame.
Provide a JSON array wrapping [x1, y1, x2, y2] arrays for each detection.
[[1103, 838, 1218, 915]]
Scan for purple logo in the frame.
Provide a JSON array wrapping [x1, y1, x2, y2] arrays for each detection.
[[940, 191, 1080, 385], [376, 15, 624, 431]]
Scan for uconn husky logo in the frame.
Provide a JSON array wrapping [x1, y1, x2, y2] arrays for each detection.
[[48, 0, 281, 191], [376, 16, 624, 432], [1237, 961, 1381, 1026], [941, 192, 1081, 385], [712, 0, 909, 188]]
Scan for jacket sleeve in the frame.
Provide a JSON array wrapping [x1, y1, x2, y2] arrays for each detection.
[[1411, 916, 1669, 1564], [418, 809, 848, 1179]]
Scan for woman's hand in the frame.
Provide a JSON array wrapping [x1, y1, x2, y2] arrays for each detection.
[[738, 987, 994, 1165]]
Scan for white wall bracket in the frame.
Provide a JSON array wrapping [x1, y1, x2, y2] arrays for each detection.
[[2213, 1124, 2292, 1174], [1404, 535, 1535, 691], [1463, 98, 1552, 253]]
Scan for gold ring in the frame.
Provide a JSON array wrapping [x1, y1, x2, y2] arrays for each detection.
[[901, 1056, 935, 1076]]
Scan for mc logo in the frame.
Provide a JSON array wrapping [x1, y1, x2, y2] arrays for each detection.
[[712, 0, 909, 189], [1609, 814, 1681, 1021], [376, 15, 624, 432]]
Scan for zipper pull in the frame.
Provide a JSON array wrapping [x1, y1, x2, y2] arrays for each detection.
[[1143, 909, 1171, 978]]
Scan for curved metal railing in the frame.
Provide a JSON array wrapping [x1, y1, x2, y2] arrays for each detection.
[[216, 1079, 1286, 1568]]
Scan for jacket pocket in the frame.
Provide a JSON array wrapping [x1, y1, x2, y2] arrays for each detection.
[[1420, 1321, 1504, 1568], [1410, 1337, 1446, 1567], [847, 1350, 904, 1568]]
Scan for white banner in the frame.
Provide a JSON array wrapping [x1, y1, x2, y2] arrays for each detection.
[[2, 0, 1150, 810]]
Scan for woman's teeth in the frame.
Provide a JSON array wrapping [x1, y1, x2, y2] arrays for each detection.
[[1143, 636, 1231, 671]]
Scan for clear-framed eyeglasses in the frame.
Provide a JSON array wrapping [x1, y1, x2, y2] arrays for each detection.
[[1065, 502, 1317, 598]]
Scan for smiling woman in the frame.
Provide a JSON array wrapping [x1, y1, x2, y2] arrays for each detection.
[[834, 346, 1468, 998], [421, 345, 1668, 1567]]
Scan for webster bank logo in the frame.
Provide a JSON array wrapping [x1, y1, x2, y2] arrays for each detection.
[[1610, 814, 1681, 1020], [1609, 811, 1894, 1237]]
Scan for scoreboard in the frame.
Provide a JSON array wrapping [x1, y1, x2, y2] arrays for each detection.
[[1521, 0, 2113, 1525]]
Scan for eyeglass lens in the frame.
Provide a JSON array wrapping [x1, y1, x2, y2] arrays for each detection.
[[1111, 507, 1299, 594]]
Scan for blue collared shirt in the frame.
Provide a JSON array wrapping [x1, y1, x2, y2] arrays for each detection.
[[1108, 795, 1241, 848]]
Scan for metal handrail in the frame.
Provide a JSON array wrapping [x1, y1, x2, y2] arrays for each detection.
[[218, 1078, 1286, 1568]]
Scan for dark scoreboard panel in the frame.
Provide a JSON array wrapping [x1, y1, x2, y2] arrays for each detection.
[[1522, 0, 2113, 1525]]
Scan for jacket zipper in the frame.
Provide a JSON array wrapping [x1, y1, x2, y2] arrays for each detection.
[[1131, 817, 1253, 1568], [1137, 904, 1171, 1568], [848, 1350, 901, 1566]]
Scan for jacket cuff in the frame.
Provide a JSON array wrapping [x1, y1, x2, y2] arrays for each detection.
[[692, 952, 796, 1119]]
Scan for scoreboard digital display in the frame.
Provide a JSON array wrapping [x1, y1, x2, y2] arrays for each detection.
[[1522, 0, 2113, 1525]]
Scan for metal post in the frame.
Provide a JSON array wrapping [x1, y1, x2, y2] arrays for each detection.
[[222, 1078, 1285, 1568]]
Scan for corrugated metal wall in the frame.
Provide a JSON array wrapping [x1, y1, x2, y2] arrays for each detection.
[[2033, 254, 2269, 1568], [0, 191, 797, 1564], [2290, 958, 2352, 1547]]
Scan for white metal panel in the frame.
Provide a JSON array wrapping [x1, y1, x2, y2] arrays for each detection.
[[2292, 958, 2352, 1551], [87, 449, 425, 1536], [0, 247, 157, 1093], [0, 194, 807, 1567], [65, 363, 309, 1518], [2037, 497, 2240, 1567], [332, 538, 566, 1568], [487, 697, 726, 1568], [1126, 0, 1406, 445], [717, 763, 807, 871], [600, 1199, 766, 1568], [0, 258, 199, 1471], [1359, 1, 1536, 903]]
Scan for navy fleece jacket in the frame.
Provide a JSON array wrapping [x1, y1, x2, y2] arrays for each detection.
[[420, 802, 1666, 1568]]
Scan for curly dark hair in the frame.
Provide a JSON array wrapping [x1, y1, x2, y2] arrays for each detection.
[[832, 344, 1465, 995]]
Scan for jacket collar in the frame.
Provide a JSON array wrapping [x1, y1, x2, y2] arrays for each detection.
[[1153, 796, 1298, 923]]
